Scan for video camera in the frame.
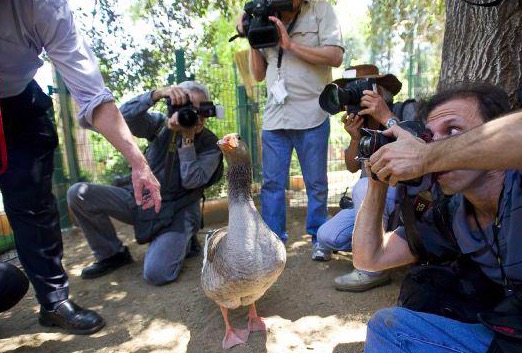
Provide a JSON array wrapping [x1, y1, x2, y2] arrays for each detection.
[[229, 0, 294, 49], [166, 98, 225, 128], [319, 78, 378, 116]]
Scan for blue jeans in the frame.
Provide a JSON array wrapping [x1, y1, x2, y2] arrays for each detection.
[[365, 307, 493, 353], [317, 177, 396, 251], [261, 119, 330, 244]]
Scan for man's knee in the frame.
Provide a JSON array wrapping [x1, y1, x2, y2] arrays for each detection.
[[67, 183, 89, 210], [368, 307, 412, 333], [143, 261, 182, 286]]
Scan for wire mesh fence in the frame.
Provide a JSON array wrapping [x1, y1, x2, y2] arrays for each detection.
[[0, 63, 433, 261]]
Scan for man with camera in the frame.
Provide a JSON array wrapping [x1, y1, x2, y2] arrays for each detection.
[[353, 83, 522, 352], [315, 64, 416, 292], [241, 0, 343, 251], [67, 81, 223, 286]]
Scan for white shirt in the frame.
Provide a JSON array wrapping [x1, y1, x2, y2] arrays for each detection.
[[0, 0, 114, 128], [260, 1, 343, 130]]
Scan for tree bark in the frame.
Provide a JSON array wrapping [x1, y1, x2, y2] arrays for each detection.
[[439, 0, 522, 107]]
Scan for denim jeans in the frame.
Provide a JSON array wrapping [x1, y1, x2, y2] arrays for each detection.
[[365, 307, 493, 353], [261, 119, 330, 244], [317, 177, 396, 248]]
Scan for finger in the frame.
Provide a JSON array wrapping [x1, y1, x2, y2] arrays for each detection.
[[388, 175, 399, 187], [133, 182, 143, 207], [362, 89, 377, 97]]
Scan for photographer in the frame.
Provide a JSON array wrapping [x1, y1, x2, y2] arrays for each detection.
[[67, 81, 223, 286], [353, 83, 522, 353], [241, 0, 343, 252], [315, 65, 415, 292]]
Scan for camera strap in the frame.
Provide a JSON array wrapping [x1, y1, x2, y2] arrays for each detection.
[[164, 130, 179, 187], [401, 186, 432, 263], [276, 9, 301, 73]]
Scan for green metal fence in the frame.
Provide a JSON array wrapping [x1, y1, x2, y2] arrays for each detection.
[[0, 60, 435, 261]]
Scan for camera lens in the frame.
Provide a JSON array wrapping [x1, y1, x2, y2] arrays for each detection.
[[319, 83, 343, 115], [177, 107, 199, 128], [358, 129, 394, 159]]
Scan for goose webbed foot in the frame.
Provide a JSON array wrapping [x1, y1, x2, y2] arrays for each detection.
[[223, 327, 250, 349], [220, 305, 250, 349], [247, 303, 267, 332]]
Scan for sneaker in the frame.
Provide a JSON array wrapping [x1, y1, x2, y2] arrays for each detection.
[[81, 246, 133, 279], [311, 244, 332, 261], [334, 269, 391, 292]]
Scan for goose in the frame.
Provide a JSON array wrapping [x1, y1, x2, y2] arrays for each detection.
[[201, 133, 286, 349]]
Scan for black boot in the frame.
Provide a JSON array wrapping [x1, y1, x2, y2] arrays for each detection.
[[39, 300, 105, 335], [81, 246, 133, 279]]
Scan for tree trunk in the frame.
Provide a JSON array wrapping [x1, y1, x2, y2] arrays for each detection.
[[439, 0, 522, 107]]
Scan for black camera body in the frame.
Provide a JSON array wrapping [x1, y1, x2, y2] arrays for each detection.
[[236, 0, 294, 49], [357, 120, 430, 186], [166, 99, 224, 128], [319, 77, 377, 115]]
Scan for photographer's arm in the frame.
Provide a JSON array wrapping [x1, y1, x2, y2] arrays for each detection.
[[370, 110, 522, 185], [345, 140, 361, 173], [249, 49, 267, 82], [352, 177, 417, 272]]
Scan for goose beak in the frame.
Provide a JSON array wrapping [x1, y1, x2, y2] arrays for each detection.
[[217, 133, 240, 152]]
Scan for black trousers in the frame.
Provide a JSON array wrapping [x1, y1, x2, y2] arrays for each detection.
[[0, 262, 29, 312], [0, 80, 68, 306]]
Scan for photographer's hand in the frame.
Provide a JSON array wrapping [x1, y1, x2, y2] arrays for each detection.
[[359, 90, 393, 125], [341, 112, 364, 140], [152, 86, 190, 107], [269, 16, 292, 50], [369, 125, 430, 186]]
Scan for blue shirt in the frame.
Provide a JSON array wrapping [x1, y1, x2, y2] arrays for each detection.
[[452, 170, 522, 285], [397, 170, 522, 286], [1, 0, 114, 128]]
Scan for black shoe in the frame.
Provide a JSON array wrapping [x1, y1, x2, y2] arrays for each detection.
[[81, 246, 133, 279], [39, 300, 105, 335]]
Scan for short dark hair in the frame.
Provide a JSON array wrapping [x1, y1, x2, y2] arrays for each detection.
[[418, 83, 511, 123]]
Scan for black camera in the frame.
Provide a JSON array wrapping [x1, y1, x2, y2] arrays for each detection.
[[339, 187, 354, 209], [357, 120, 430, 186], [230, 0, 294, 49], [319, 78, 377, 115], [357, 120, 426, 159], [167, 99, 224, 128]]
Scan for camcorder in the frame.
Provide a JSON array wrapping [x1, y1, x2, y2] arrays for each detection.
[[319, 78, 378, 116], [357, 120, 431, 186], [166, 98, 225, 128], [229, 0, 294, 49]]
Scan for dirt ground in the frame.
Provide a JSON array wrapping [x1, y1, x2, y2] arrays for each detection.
[[0, 208, 405, 353]]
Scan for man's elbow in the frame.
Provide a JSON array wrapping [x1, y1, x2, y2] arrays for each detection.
[[331, 48, 344, 67], [252, 71, 266, 82]]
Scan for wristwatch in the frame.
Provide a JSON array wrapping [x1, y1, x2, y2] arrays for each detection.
[[182, 137, 194, 146], [386, 117, 399, 128]]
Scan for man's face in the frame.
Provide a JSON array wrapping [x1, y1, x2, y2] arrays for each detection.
[[425, 97, 485, 195]]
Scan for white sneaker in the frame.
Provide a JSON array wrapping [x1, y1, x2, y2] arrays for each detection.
[[311, 245, 332, 261], [334, 269, 391, 292]]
